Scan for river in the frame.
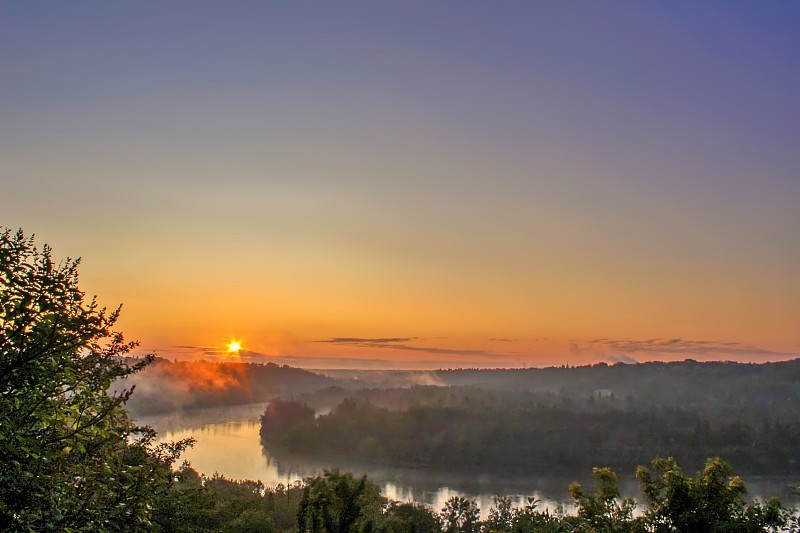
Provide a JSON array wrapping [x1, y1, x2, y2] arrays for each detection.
[[136, 403, 799, 515]]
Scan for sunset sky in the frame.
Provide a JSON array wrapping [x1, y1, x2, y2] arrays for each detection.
[[2, 2, 798, 368]]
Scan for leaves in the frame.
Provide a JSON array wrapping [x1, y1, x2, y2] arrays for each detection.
[[0, 228, 176, 532]]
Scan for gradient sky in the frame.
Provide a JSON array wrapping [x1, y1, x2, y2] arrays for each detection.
[[2, 2, 799, 368]]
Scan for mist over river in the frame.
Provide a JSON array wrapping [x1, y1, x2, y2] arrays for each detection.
[[136, 403, 799, 515]]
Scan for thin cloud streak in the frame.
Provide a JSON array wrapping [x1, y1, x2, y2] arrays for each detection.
[[162, 344, 508, 368], [588, 338, 796, 359], [314, 337, 508, 358], [164, 345, 270, 360], [316, 337, 416, 344], [274, 355, 516, 370], [163, 345, 224, 357]]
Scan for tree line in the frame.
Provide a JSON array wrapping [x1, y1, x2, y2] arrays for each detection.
[[261, 388, 800, 476], [149, 459, 799, 532]]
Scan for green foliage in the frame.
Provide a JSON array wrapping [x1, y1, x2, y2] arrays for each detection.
[[440, 496, 480, 533], [151, 464, 298, 532], [484, 496, 570, 533], [198, 458, 793, 532], [260, 398, 316, 445], [477, 458, 794, 533], [384, 502, 441, 533], [568, 467, 641, 532], [152, 468, 445, 533], [296, 469, 386, 533], [504, 506, 572, 533], [151, 464, 217, 531], [484, 496, 514, 532], [0, 229, 187, 531], [636, 456, 789, 532]]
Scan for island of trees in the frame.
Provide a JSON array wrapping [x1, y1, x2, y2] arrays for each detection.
[[260, 379, 800, 477]]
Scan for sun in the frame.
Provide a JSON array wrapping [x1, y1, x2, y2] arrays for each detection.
[[227, 341, 241, 353]]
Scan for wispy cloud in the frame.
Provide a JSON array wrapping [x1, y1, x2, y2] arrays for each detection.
[[316, 337, 416, 344], [489, 338, 518, 342], [587, 338, 795, 360], [273, 355, 513, 370], [274, 355, 401, 367], [166, 345, 224, 356], [380, 344, 501, 357], [313, 337, 508, 358], [164, 345, 276, 361], [165, 341, 507, 366]]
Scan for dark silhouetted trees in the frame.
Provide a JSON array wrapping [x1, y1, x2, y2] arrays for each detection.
[[296, 470, 385, 533], [261, 386, 800, 476], [0, 229, 188, 531]]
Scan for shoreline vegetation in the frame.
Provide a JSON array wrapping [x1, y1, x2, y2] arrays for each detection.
[[152, 459, 799, 532]]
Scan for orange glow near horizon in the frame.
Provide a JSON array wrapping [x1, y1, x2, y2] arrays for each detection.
[[2, 2, 800, 371], [219, 340, 241, 361], [91, 243, 799, 370]]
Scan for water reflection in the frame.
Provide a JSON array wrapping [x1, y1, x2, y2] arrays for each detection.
[[138, 403, 303, 485], [137, 403, 800, 514]]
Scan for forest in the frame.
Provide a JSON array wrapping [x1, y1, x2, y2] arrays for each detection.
[[260, 363, 800, 476]]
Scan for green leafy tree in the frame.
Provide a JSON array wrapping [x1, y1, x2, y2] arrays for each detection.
[[383, 501, 441, 533], [636, 456, 788, 532], [508, 507, 573, 533], [260, 398, 316, 446], [150, 464, 217, 532], [296, 469, 386, 533], [568, 467, 642, 532], [484, 496, 514, 532], [151, 465, 310, 533], [440, 496, 480, 533], [0, 229, 187, 531], [483, 497, 572, 533]]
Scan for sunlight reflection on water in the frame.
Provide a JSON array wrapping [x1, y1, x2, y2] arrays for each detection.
[[136, 403, 799, 515], [137, 403, 566, 513]]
